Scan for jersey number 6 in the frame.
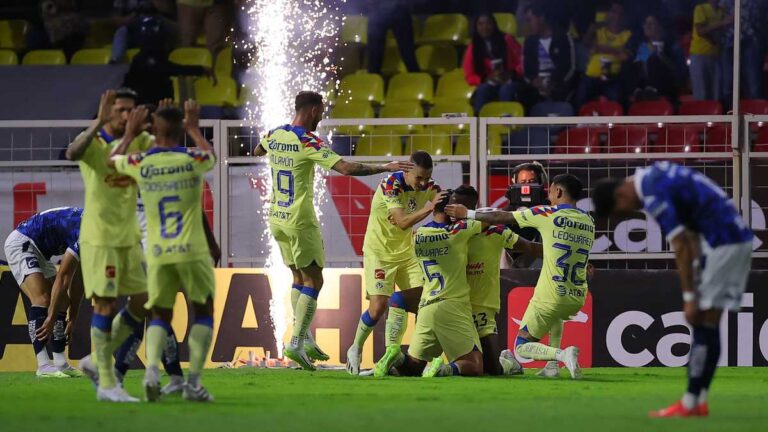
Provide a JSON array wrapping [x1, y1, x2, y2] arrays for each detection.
[[159, 195, 183, 239]]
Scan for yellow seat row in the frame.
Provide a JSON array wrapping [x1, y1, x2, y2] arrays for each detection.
[[335, 69, 473, 106], [353, 130, 502, 156]]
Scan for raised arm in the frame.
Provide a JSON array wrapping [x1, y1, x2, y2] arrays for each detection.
[[106, 105, 149, 168], [445, 204, 520, 228], [511, 237, 543, 259], [331, 159, 414, 176], [388, 190, 449, 230], [66, 90, 116, 161], [35, 251, 80, 342], [184, 99, 214, 155]]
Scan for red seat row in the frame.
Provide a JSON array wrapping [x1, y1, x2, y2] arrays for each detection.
[[578, 99, 768, 117], [554, 125, 738, 154]]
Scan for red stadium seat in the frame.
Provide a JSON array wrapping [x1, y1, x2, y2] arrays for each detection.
[[578, 100, 623, 117], [554, 127, 601, 154], [628, 100, 673, 116], [654, 126, 701, 152], [740, 99, 768, 115], [703, 125, 732, 152], [678, 100, 723, 115], [607, 126, 651, 153], [754, 128, 768, 151]]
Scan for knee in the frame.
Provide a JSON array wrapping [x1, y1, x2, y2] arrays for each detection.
[[389, 291, 406, 309], [368, 297, 388, 320], [92, 297, 117, 316]]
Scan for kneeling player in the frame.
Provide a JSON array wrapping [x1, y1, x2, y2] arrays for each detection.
[[4, 207, 85, 377], [375, 195, 485, 377], [111, 100, 217, 401]]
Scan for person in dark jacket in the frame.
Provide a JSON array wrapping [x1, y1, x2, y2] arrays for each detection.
[[518, 3, 577, 109]]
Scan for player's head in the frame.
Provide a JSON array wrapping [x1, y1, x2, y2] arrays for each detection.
[[432, 187, 452, 223], [152, 105, 185, 145], [511, 161, 547, 185], [592, 177, 641, 218], [294, 91, 324, 131], [108, 87, 138, 137], [548, 173, 582, 205], [405, 151, 433, 190], [448, 185, 479, 210]]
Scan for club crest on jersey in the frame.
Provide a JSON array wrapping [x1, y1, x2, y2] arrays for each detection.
[[407, 198, 417, 212], [105, 265, 116, 278], [374, 269, 385, 280], [375, 281, 384, 290]]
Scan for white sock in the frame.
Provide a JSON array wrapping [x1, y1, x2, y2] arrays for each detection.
[[52, 351, 67, 367], [36, 350, 50, 368], [698, 389, 708, 405], [682, 392, 697, 410]]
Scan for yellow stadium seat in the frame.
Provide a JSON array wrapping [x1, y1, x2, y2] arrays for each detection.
[[456, 133, 502, 155], [341, 15, 368, 44], [407, 130, 453, 156], [331, 100, 375, 135], [416, 44, 457, 76], [338, 72, 385, 104], [419, 14, 469, 45], [381, 45, 406, 77], [386, 72, 434, 103], [0, 20, 28, 51], [377, 101, 424, 134], [194, 76, 238, 106], [336, 44, 362, 77], [22, 50, 66, 65], [479, 101, 525, 117], [169, 47, 212, 67], [125, 48, 140, 63], [429, 99, 473, 134], [494, 13, 517, 36], [84, 19, 116, 48], [215, 46, 233, 77], [434, 69, 474, 103], [355, 134, 403, 156], [71, 48, 110, 65], [0, 49, 18, 65], [196, 34, 206, 46]]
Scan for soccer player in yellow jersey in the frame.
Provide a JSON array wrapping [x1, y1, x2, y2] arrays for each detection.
[[110, 100, 217, 402], [66, 89, 154, 402], [346, 151, 447, 375], [253, 91, 412, 370], [447, 174, 594, 379]]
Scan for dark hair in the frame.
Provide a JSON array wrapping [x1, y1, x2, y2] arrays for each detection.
[[452, 184, 479, 210], [471, 14, 508, 80], [154, 106, 184, 141], [434, 189, 452, 213], [512, 162, 548, 184], [551, 173, 583, 199], [410, 150, 433, 170], [592, 178, 622, 218], [295, 91, 323, 112], [115, 87, 138, 101]]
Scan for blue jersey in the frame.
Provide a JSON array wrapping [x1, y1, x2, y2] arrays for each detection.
[[15, 207, 82, 259], [635, 162, 752, 247]]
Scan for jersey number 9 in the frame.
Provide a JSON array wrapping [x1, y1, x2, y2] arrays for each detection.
[[159, 195, 183, 239]]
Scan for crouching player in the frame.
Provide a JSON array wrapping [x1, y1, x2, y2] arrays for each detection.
[[4, 207, 84, 377], [110, 100, 217, 402], [447, 174, 592, 379]]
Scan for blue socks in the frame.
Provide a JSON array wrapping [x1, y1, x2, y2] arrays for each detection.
[[687, 326, 720, 401], [114, 309, 145, 378]]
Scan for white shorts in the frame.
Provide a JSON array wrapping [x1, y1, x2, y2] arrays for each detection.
[[3, 230, 58, 287], [697, 240, 752, 311]]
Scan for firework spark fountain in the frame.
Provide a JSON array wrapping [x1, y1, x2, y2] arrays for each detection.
[[238, 0, 344, 356]]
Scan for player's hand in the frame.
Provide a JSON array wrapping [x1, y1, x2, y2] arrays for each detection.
[[209, 241, 221, 266], [96, 90, 117, 126], [184, 99, 200, 131], [35, 316, 54, 342], [125, 105, 148, 137], [586, 263, 595, 280], [683, 300, 699, 325], [383, 160, 414, 172], [158, 98, 174, 110], [445, 203, 468, 219]]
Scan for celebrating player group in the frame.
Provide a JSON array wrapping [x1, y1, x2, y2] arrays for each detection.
[[4, 89, 753, 418]]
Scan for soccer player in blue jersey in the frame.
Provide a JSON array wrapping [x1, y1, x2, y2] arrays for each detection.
[[593, 162, 753, 418], [3, 207, 85, 378]]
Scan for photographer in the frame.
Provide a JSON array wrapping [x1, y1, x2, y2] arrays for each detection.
[[502, 162, 549, 269]]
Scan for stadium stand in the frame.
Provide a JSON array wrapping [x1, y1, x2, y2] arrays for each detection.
[[22, 50, 67, 65], [407, 130, 453, 155], [385, 72, 434, 103], [578, 100, 623, 117], [70, 48, 111, 65], [0, 49, 18, 65], [493, 13, 517, 36], [554, 127, 601, 154], [434, 68, 474, 104], [338, 72, 385, 104], [341, 15, 367, 45], [169, 47, 212, 68], [418, 14, 469, 45], [0, 19, 27, 52], [415, 44, 458, 75], [355, 134, 403, 156]]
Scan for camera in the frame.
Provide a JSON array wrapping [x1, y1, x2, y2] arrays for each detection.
[[505, 183, 546, 209]]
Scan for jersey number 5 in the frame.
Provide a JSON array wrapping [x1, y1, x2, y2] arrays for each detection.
[[422, 260, 445, 296], [159, 195, 183, 239]]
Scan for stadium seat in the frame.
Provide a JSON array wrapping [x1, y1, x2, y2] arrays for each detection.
[[341, 15, 367, 44], [70, 48, 110, 65], [386, 72, 434, 103], [215, 46, 233, 77], [385, 17, 422, 47], [0, 19, 28, 51], [338, 72, 385, 104], [378, 101, 424, 134], [429, 99, 472, 133], [407, 130, 453, 155], [554, 127, 601, 154], [703, 124, 732, 152], [740, 99, 768, 115], [754, 128, 768, 151], [435, 69, 474, 103], [416, 44, 458, 76], [355, 134, 403, 156], [578, 100, 623, 116], [194, 76, 238, 106], [381, 45, 406, 77], [419, 14, 469, 45], [479, 101, 524, 118], [608, 126, 651, 153], [530, 101, 574, 117], [0, 49, 18, 65], [125, 48, 140, 63], [330, 100, 375, 135], [628, 99, 673, 116], [22, 50, 66, 65], [456, 132, 502, 155], [84, 19, 117, 48], [654, 125, 701, 152], [169, 47, 212, 67], [494, 13, 517, 36], [336, 44, 362, 77], [678, 100, 723, 115]]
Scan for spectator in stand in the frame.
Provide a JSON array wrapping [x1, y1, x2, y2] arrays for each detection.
[[719, 0, 765, 105], [108, 0, 160, 64], [366, 0, 419, 75], [628, 15, 688, 103], [575, 2, 633, 108], [38, 0, 88, 59], [177, 0, 233, 70], [689, 0, 731, 101], [518, 4, 577, 110], [123, 16, 214, 105], [463, 13, 523, 115]]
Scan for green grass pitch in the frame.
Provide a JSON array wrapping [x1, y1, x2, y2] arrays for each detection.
[[1, 368, 766, 432]]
